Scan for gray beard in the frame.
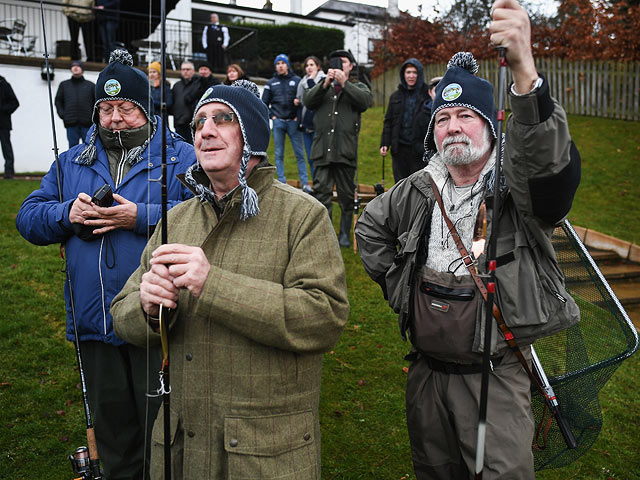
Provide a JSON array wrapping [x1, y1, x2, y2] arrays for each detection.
[[438, 130, 491, 166]]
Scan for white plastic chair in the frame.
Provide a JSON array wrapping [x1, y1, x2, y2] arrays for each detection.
[[0, 19, 27, 55]]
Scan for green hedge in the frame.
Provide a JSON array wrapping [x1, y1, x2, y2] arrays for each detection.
[[236, 22, 344, 75]]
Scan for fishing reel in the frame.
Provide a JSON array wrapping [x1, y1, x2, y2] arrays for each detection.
[[69, 446, 102, 480]]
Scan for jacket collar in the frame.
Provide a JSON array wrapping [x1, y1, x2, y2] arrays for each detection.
[[98, 122, 151, 151], [178, 159, 274, 205]]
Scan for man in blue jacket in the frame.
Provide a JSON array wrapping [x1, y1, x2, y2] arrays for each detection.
[[16, 50, 195, 480], [262, 53, 312, 193]]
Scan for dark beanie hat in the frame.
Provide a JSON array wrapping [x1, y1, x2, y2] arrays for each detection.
[[75, 49, 156, 167], [424, 52, 497, 154], [93, 49, 154, 124], [190, 80, 270, 220], [329, 49, 355, 65]]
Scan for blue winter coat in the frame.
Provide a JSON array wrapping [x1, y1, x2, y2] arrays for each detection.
[[16, 118, 196, 345], [261, 71, 300, 120]]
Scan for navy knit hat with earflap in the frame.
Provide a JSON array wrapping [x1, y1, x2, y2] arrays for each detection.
[[187, 80, 270, 221], [93, 49, 154, 123], [424, 52, 497, 154], [75, 49, 156, 167]]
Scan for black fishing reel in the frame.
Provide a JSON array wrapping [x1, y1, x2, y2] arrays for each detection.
[[69, 446, 102, 479]]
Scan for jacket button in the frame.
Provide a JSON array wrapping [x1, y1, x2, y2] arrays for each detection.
[[148, 162, 153, 167], [186, 353, 193, 361], [187, 430, 195, 438], [303, 432, 311, 441], [327, 148, 331, 152], [229, 439, 238, 447], [334, 112, 338, 115], [171, 156, 176, 162]]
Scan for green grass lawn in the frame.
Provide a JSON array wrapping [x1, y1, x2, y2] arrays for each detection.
[[1, 111, 639, 478]]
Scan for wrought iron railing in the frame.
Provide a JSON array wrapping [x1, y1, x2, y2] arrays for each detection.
[[0, 0, 258, 75]]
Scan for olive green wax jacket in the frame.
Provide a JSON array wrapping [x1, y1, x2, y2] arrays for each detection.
[[112, 165, 349, 479], [302, 78, 372, 168]]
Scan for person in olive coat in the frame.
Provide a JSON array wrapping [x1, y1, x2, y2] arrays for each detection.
[[112, 81, 349, 479], [302, 50, 372, 248]]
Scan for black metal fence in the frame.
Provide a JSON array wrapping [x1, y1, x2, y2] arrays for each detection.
[[0, 0, 258, 75]]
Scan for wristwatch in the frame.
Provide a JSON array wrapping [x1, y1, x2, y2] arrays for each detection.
[[511, 76, 543, 96]]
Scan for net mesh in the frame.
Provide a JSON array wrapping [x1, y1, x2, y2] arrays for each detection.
[[531, 220, 638, 471]]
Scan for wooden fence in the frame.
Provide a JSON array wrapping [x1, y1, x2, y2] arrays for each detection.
[[371, 58, 640, 121]]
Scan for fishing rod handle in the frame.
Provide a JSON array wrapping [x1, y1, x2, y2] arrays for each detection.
[[85, 427, 99, 462], [531, 347, 578, 449], [553, 405, 578, 449]]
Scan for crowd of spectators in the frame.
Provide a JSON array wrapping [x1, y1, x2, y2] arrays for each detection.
[[5, 3, 587, 480]]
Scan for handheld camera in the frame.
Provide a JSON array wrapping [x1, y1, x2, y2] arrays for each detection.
[[91, 184, 113, 208], [329, 56, 343, 71], [73, 184, 114, 242]]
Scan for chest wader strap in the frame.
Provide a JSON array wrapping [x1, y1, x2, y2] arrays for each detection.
[[428, 176, 551, 402]]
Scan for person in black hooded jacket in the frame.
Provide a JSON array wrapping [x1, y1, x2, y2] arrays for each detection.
[[380, 58, 430, 182], [0, 75, 19, 179]]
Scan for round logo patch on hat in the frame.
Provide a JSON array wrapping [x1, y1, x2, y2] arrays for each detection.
[[104, 79, 121, 96], [442, 83, 462, 102]]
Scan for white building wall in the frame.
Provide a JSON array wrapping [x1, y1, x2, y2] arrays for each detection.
[[4, 64, 99, 174]]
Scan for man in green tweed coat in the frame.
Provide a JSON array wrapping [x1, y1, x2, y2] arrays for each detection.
[[111, 80, 349, 479]]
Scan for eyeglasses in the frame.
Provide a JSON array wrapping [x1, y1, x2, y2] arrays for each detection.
[[98, 104, 139, 117], [192, 111, 236, 132]]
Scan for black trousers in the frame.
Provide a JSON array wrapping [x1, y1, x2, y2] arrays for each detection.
[[206, 44, 225, 71], [391, 143, 425, 183], [313, 163, 355, 219], [0, 128, 14, 177], [67, 17, 97, 61], [81, 341, 163, 480]]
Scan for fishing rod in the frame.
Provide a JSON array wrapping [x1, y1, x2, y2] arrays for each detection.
[[39, 1, 102, 478], [158, 0, 172, 477], [474, 46, 507, 480]]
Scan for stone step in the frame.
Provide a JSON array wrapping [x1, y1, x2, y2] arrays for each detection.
[[589, 249, 623, 264], [609, 281, 640, 305], [598, 263, 640, 281], [564, 262, 640, 283], [570, 281, 640, 307], [623, 304, 640, 330]]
